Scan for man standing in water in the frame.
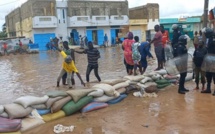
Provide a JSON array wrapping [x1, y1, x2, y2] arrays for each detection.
[[76, 41, 101, 83]]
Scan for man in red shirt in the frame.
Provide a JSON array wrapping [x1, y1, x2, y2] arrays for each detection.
[[160, 25, 170, 63], [3, 42, 9, 55]]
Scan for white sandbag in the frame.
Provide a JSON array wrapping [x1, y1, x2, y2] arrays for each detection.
[[0, 105, 4, 114], [4, 103, 33, 119], [137, 83, 147, 88], [144, 72, 157, 77], [151, 74, 162, 81], [93, 84, 116, 96], [123, 75, 145, 82], [155, 69, 167, 75], [66, 89, 95, 102], [145, 82, 158, 88], [140, 77, 153, 84], [185, 73, 193, 82], [0, 112, 8, 118], [31, 104, 47, 110], [14, 95, 49, 108], [102, 79, 126, 86], [21, 118, 45, 132], [116, 88, 126, 94], [125, 80, 138, 85], [113, 82, 129, 90], [93, 95, 118, 103], [88, 89, 104, 97], [46, 96, 63, 109]]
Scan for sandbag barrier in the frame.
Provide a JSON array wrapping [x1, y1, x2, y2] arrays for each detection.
[[0, 69, 192, 133]]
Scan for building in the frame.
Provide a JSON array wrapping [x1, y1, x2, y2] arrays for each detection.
[[129, 3, 159, 41], [6, 0, 129, 50], [160, 17, 202, 39]]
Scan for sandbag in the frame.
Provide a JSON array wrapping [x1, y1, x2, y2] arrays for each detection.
[[164, 75, 179, 80], [140, 77, 153, 84], [107, 94, 127, 105], [151, 74, 162, 81], [113, 82, 129, 90], [51, 96, 72, 113], [116, 88, 126, 94], [14, 95, 49, 108], [144, 72, 157, 77], [145, 85, 158, 93], [157, 83, 171, 89], [67, 89, 94, 102], [185, 73, 193, 82], [155, 79, 170, 85], [21, 117, 45, 132], [62, 96, 93, 116], [37, 109, 51, 115], [88, 89, 104, 97], [125, 80, 138, 85], [123, 75, 144, 82], [144, 82, 157, 88], [46, 90, 68, 98], [93, 84, 116, 96], [0, 131, 21, 134], [0, 117, 21, 133], [0, 112, 8, 118], [102, 79, 126, 86], [4, 103, 33, 119], [137, 83, 147, 89], [81, 102, 108, 113], [0, 106, 4, 114], [42, 110, 66, 122], [155, 69, 167, 75], [31, 104, 47, 110], [46, 96, 63, 109], [125, 85, 140, 94], [93, 95, 118, 103]]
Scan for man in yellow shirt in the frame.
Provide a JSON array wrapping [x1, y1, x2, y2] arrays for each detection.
[[55, 43, 85, 88]]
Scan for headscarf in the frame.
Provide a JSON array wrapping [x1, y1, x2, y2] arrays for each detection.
[[127, 32, 133, 40]]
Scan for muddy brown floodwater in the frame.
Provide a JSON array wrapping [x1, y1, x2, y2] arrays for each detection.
[[1, 46, 215, 134]]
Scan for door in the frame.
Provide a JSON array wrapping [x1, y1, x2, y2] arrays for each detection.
[[86, 30, 93, 42], [132, 30, 142, 42], [97, 29, 104, 46], [110, 29, 116, 45], [34, 33, 55, 51]]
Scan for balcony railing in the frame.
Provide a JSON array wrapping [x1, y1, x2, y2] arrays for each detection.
[[33, 16, 57, 28]]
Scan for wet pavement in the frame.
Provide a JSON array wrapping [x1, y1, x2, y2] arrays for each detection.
[[1, 45, 215, 134]]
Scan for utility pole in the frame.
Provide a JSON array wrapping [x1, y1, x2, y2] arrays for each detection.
[[203, 0, 209, 43]]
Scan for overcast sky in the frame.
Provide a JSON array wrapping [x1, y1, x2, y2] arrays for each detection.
[[0, 0, 215, 30]]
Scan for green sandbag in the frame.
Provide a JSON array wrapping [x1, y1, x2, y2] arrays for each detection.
[[155, 79, 170, 85], [62, 96, 93, 116], [157, 83, 171, 89]]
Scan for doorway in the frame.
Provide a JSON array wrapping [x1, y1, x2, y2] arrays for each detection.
[[92, 30, 98, 45]]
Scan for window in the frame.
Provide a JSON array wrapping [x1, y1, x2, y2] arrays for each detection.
[[96, 17, 106, 21], [39, 18, 51, 21], [77, 17, 88, 21], [114, 16, 124, 20]]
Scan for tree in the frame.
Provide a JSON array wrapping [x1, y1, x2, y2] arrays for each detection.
[[0, 23, 7, 39]]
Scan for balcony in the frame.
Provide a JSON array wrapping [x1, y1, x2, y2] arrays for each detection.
[[91, 16, 110, 26], [68, 16, 91, 27], [110, 15, 129, 26], [33, 16, 57, 28]]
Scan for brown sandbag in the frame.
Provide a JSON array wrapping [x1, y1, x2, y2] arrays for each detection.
[[4, 103, 33, 119], [46, 90, 68, 98], [145, 85, 158, 93], [0, 117, 21, 133], [125, 85, 140, 94], [102, 79, 126, 86], [66, 89, 95, 102], [45, 96, 63, 109], [21, 117, 45, 132], [51, 96, 72, 113]]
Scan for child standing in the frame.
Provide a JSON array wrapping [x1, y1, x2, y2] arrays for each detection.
[[3, 42, 9, 55], [193, 41, 207, 90], [132, 36, 141, 75]]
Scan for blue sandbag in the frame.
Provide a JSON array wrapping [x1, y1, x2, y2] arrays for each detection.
[[107, 94, 127, 105], [37, 109, 51, 115], [81, 102, 108, 113]]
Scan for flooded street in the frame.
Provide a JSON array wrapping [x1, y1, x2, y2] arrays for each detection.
[[1, 46, 215, 134], [0, 46, 126, 104]]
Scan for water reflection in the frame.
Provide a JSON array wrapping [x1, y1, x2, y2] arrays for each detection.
[[0, 46, 125, 104]]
